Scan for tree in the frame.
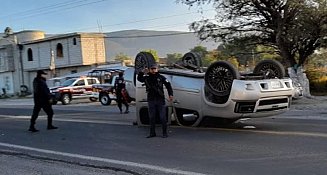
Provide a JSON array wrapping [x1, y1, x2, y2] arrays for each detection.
[[190, 45, 209, 57], [114, 53, 132, 62], [166, 53, 183, 66], [179, 0, 327, 68], [142, 49, 160, 62]]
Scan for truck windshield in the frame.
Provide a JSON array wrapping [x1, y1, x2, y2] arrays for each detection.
[[62, 79, 76, 87]]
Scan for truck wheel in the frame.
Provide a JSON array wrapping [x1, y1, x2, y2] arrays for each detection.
[[89, 97, 98, 102], [182, 52, 202, 70], [253, 60, 285, 79], [134, 52, 156, 74], [205, 61, 240, 96], [175, 113, 198, 127], [61, 94, 71, 105], [100, 93, 111, 106]]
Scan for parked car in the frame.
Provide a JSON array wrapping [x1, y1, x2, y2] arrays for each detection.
[[132, 52, 295, 126], [49, 77, 100, 105], [89, 68, 135, 105]]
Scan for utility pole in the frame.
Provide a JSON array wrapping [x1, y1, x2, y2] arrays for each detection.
[[49, 50, 56, 78]]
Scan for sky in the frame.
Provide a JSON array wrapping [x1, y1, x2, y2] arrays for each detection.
[[0, 0, 215, 34]]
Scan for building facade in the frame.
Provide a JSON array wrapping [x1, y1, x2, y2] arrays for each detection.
[[0, 30, 106, 96]]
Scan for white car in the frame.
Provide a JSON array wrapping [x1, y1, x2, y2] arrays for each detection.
[[131, 52, 295, 126], [50, 77, 99, 105]]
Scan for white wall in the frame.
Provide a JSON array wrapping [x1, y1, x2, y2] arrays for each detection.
[[0, 72, 14, 95]]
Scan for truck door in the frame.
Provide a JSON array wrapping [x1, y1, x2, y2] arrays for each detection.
[[72, 79, 86, 96], [85, 78, 97, 95]]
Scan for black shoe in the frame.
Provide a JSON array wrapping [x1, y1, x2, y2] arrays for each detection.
[[162, 134, 168, 138], [124, 110, 129, 114], [28, 128, 39, 132], [120, 111, 123, 114], [47, 126, 58, 130], [146, 134, 156, 138]]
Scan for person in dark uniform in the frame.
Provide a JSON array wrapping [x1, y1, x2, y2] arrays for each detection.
[[137, 63, 173, 138], [114, 72, 129, 114], [29, 70, 58, 132]]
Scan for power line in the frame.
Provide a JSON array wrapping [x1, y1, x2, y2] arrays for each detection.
[[105, 31, 196, 38], [1, 0, 110, 22], [64, 8, 215, 33], [0, 0, 87, 19]]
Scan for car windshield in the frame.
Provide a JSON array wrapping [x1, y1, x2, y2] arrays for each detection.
[[61, 79, 76, 87]]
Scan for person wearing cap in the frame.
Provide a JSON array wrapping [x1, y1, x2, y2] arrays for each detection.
[[137, 63, 173, 138], [29, 70, 58, 132], [114, 71, 129, 114]]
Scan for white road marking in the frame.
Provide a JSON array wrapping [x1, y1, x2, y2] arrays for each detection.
[[0, 142, 206, 175]]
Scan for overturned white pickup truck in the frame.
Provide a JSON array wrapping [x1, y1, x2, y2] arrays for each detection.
[[132, 52, 294, 126]]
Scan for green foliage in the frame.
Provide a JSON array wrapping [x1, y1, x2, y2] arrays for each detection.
[[142, 49, 159, 62], [307, 49, 327, 67], [306, 66, 327, 93], [190, 45, 208, 57], [166, 53, 183, 66], [202, 50, 218, 67], [114, 53, 132, 62], [228, 56, 239, 69], [180, 0, 327, 68]]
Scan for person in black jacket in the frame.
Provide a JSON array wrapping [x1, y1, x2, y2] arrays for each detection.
[[29, 70, 58, 132], [137, 63, 173, 138], [114, 72, 129, 114]]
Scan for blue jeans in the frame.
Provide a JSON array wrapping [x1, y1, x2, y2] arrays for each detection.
[[148, 100, 167, 135]]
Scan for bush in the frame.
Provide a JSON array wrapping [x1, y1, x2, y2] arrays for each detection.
[[306, 67, 327, 93]]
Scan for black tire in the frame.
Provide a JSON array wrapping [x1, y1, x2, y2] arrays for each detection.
[[174, 110, 198, 127], [253, 60, 285, 79], [100, 93, 111, 106], [61, 94, 71, 105], [205, 61, 240, 96], [134, 52, 156, 74], [20, 85, 28, 93], [182, 52, 202, 70], [89, 97, 98, 102]]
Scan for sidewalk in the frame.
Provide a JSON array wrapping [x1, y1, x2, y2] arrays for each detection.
[[0, 98, 33, 106]]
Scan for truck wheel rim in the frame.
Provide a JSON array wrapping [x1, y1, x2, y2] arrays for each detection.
[[63, 96, 70, 103], [207, 66, 234, 94], [101, 96, 108, 103]]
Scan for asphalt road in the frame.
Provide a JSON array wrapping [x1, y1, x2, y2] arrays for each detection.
[[0, 98, 327, 175]]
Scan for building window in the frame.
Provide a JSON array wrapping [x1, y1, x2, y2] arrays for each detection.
[[56, 43, 63, 58], [27, 48, 33, 61], [73, 38, 77, 45]]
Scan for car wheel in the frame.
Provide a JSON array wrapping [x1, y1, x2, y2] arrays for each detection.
[[182, 52, 202, 70], [205, 61, 240, 97], [20, 85, 28, 93], [89, 97, 98, 102], [171, 108, 199, 126], [253, 59, 285, 79], [134, 52, 156, 74], [61, 94, 71, 105], [100, 93, 111, 106]]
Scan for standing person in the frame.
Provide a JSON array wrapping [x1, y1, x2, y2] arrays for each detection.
[[29, 70, 58, 132], [137, 63, 173, 138], [114, 72, 129, 114]]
